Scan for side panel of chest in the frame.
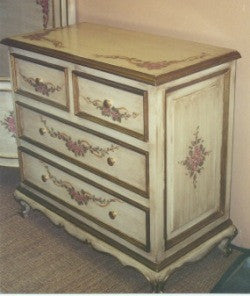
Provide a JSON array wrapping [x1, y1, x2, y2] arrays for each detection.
[[165, 69, 231, 249]]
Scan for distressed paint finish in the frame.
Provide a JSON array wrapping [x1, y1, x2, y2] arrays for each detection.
[[17, 104, 148, 195], [0, 1, 76, 167], [13, 54, 69, 109], [4, 21, 239, 287], [4, 23, 239, 79], [20, 152, 147, 247], [165, 72, 229, 244]]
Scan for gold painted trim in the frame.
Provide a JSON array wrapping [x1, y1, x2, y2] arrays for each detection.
[[10, 53, 70, 112], [164, 69, 230, 250], [1, 38, 241, 86], [72, 71, 149, 142], [160, 219, 232, 270], [220, 70, 231, 212], [19, 146, 150, 252], [15, 184, 236, 272], [16, 101, 150, 198]]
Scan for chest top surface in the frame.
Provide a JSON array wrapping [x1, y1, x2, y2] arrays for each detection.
[[1, 22, 240, 85]]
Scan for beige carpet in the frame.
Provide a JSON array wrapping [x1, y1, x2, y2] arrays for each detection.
[[0, 167, 241, 293]]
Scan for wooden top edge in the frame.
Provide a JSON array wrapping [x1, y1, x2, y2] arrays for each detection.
[[1, 37, 241, 86], [156, 50, 241, 85]]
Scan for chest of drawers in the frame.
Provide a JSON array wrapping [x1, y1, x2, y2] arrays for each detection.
[[1, 23, 240, 291]]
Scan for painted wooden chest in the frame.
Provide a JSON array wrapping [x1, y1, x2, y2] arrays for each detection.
[[1, 22, 241, 291]]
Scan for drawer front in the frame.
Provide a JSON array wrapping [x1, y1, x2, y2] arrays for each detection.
[[16, 102, 149, 197], [11, 54, 69, 110], [19, 149, 150, 251], [73, 72, 148, 141]]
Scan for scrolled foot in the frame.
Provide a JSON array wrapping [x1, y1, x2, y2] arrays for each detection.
[[20, 200, 30, 218], [218, 226, 238, 257], [150, 280, 165, 293]]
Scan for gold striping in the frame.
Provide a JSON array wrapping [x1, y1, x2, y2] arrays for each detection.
[[164, 69, 230, 250]]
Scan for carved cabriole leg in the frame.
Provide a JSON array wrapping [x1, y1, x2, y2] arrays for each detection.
[[19, 200, 31, 218], [150, 280, 166, 293], [14, 189, 239, 292], [218, 225, 238, 256]]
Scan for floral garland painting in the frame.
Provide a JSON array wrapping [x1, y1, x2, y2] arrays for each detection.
[[179, 126, 211, 188], [0, 111, 16, 137], [83, 96, 139, 123], [36, 0, 49, 29], [43, 165, 120, 207], [95, 52, 209, 71], [40, 116, 119, 158]]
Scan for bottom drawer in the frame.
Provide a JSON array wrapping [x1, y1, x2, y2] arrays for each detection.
[[19, 147, 150, 251]]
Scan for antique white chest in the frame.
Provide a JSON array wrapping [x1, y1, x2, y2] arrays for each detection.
[[1, 23, 240, 291]]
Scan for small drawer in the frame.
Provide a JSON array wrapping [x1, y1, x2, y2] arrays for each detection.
[[73, 71, 148, 141], [11, 54, 69, 111], [16, 102, 149, 197], [19, 149, 150, 251]]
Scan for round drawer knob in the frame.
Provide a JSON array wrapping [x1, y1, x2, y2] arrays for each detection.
[[109, 211, 117, 220], [107, 157, 115, 166], [103, 99, 112, 108], [35, 77, 43, 84], [39, 128, 47, 135], [41, 175, 49, 182]]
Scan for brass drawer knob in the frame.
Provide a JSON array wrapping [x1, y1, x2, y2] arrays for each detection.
[[39, 127, 47, 135], [35, 77, 43, 84], [41, 175, 49, 182], [109, 211, 117, 220], [107, 157, 115, 166], [103, 99, 112, 108]]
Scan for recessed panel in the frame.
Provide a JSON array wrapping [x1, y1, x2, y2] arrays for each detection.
[[165, 71, 229, 248]]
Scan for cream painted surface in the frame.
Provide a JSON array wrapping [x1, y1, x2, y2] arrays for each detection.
[[6, 17, 241, 286], [20, 138, 149, 209], [167, 75, 224, 238], [0, 81, 18, 164], [0, 0, 76, 167], [9, 23, 236, 78], [76, 0, 250, 248], [18, 105, 147, 194], [14, 57, 68, 109], [15, 188, 236, 283], [21, 151, 147, 246], [75, 74, 146, 138]]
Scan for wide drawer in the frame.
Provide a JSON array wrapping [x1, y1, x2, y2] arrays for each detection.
[[73, 71, 148, 141], [11, 54, 69, 111], [16, 102, 149, 197], [19, 148, 150, 251]]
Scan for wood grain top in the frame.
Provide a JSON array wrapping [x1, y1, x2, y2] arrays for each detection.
[[1, 22, 241, 85]]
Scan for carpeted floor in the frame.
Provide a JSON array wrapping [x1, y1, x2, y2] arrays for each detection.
[[0, 167, 242, 293]]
